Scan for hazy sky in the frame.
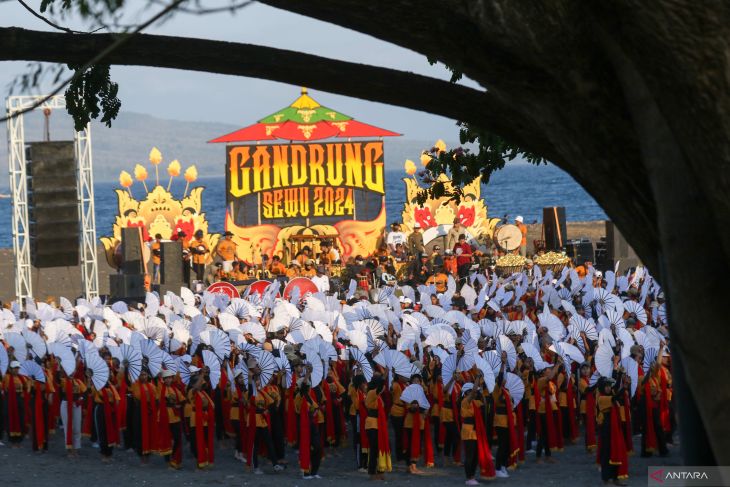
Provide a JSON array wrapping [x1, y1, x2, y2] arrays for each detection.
[[1, 0, 478, 140]]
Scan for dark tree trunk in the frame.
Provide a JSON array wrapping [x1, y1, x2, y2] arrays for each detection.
[[589, 4, 730, 464], [673, 351, 716, 465]]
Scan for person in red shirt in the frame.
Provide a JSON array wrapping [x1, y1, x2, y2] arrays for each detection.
[[453, 234, 472, 279]]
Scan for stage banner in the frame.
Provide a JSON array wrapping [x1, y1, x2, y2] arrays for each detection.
[[225, 141, 386, 263]]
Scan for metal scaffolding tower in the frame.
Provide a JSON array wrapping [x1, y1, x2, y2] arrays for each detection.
[[75, 120, 99, 300], [5, 95, 99, 301]]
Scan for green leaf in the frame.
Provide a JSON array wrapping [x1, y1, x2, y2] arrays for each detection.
[[414, 121, 547, 206], [65, 64, 121, 131]]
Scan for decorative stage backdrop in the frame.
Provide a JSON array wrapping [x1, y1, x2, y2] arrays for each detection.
[[400, 173, 501, 248], [100, 148, 219, 269], [224, 141, 386, 263], [211, 88, 400, 264]]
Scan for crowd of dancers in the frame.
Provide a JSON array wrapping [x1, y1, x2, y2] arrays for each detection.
[[0, 264, 673, 485]]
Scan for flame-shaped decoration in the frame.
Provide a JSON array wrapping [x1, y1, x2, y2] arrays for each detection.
[[404, 159, 417, 176], [401, 173, 500, 247], [119, 170, 133, 187], [434, 139, 447, 154], [184, 165, 198, 183], [134, 164, 149, 193], [134, 164, 148, 181], [119, 170, 133, 195], [149, 147, 163, 165], [167, 159, 181, 191], [420, 152, 431, 166], [149, 147, 162, 186], [168, 159, 181, 177], [183, 165, 198, 197]]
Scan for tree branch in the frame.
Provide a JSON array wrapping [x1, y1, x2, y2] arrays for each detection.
[[15, 0, 106, 34], [16, 0, 82, 34], [148, 0, 254, 15], [0, 26, 559, 163], [257, 0, 554, 91], [1, 0, 188, 123]]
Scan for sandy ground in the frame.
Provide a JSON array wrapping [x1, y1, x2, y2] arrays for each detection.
[[0, 428, 680, 487]]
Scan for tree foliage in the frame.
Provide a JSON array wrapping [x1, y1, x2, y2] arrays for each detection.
[[39, 0, 125, 18], [64, 64, 121, 131], [416, 59, 548, 205], [416, 122, 547, 206], [6, 0, 254, 128]]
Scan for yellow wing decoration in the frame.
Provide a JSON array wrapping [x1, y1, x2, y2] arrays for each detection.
[[100, 151, 220, 269]]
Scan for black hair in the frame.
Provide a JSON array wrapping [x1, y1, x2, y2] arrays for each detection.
[[352, 375, 367, 389], [368, 375, 384, 393]]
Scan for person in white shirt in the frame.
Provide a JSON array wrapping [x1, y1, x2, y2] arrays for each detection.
[[386, 223, 406, 252], [311, 266, 330, 293], [330, 243, 341, 263]]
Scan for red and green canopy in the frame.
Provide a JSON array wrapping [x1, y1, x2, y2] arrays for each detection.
[[209, 88, 401, 143]]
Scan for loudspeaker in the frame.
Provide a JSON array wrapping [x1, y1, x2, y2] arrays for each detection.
[[30, 239, 79, 268], [27, 141, 79, 267], [605, 221, 640, 273], [121, 227, 145, 274], [543, 206, 567, 251], [594, 238, 609, 269], [160, 241, 184, 284], [110, 273, 145, 299], [564, 239, 594, 265]]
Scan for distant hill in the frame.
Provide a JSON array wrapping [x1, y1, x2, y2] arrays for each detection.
[[0, 111, 454, 186]]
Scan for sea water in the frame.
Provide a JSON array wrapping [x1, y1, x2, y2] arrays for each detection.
[[0, 163, 606, 248]]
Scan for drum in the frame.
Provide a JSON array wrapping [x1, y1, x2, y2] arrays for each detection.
[[495, 224, 523, 251], [283, 277, 318, 301], [357, 275, 370, 291], [248, 279, 279, 298]]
